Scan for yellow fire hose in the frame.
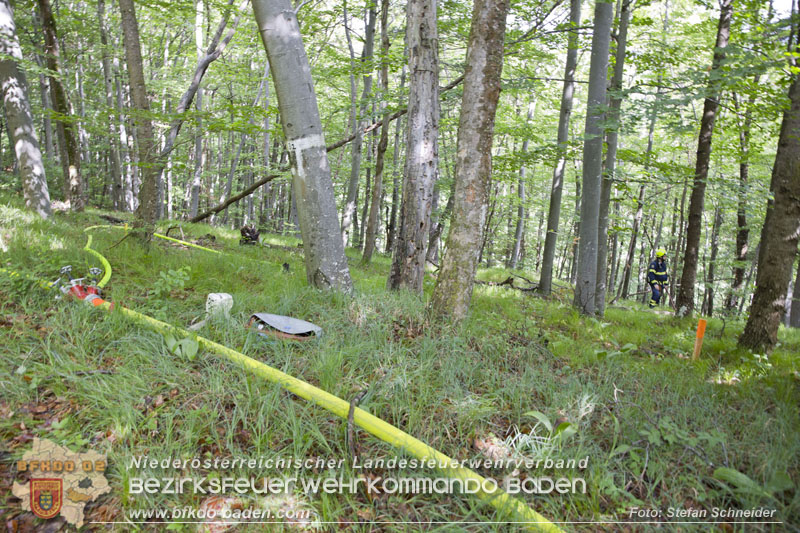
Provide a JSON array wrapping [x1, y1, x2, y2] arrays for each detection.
[[2, 227, 562, 531]]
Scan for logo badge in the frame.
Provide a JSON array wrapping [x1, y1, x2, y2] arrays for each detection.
[[30, 479, 62, 520]]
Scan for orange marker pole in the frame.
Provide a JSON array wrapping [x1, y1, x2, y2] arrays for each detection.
[[692, 318, 707, 360]]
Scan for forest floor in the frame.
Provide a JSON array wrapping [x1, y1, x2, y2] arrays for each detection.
[[1, 199, 798, 532]]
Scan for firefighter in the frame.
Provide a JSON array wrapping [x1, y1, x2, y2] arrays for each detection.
[[647, 248, 669, 308]]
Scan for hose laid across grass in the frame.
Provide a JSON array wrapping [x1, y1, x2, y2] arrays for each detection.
[[3, 226, 563, 531]]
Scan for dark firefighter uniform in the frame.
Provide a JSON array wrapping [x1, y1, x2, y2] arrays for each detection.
[[647, 250, 668, 308]]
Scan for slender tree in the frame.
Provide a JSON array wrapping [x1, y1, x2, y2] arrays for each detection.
[[790, 260, 800, 329], [430, 0, 508, 319], [573, 0, 614, 315], [738, 31, 800, 351], [253, 0, 353, 292], [96, 0, 123, 211], [596, 0, 630, 316], [539, 0, 582, 295], [362, 0, 391, 264], [118, 0, 160, 234], [387, 0, 439, 292], [675, 0, 733, 316], [341, 2, 376, 247], [0, 0, 51, 218], [725, 90, 754, 310], [37, 0, 83, 211]]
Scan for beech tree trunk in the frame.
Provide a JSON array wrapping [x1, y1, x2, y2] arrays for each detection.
[[675, 0, 732, 316], [739, 43, 800, 351], [253, 0, 353, 292], [539, 0, 581, 295], [119, 0, 160, 233], [38, 0, 83, 211], [702, 207, 722, 316], [430, 0, 508, 319], [0, 0, 51, 218], [387, 0, 439, 292], [725, 90, 754, 310], [596, 0, 630, 316], [509, 100, 534, 270], [341, 3, 376, 247], [96, 0, 124, 211], [573, 0, 613, 315], [362, 0, 390, 264], [790, 260, 800, 329]]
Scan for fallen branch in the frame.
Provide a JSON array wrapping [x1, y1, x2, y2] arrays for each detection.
[[475, 275, 538, 292], [189, 173, 282, 224]]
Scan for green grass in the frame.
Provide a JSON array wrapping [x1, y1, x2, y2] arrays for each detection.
[[1, 199, 798, 531]]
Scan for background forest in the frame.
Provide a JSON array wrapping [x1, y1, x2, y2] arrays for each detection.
[[1, 0, 799, 529], [2, 0, 797, 325]]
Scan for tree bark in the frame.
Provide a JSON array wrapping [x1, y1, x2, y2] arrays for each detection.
[[430, 0, 508, 319], [0, 0, 51, 218], [790, 260, 800, 328], [387, 0, 440, 292], [362, 0, 391, 264], [573, 0, 613, 315], [119, 0, 160, 235], [738, 44, 800, 351], [253, 0, 353, 292], [510, 100, 534, 270], [38, 0, 83, 211], [702, 206, 722, 316], [341, 2, 376, 247], [725, 90, 754, 310], [675, 0, 732, 316], [96, 0, 124, 211], [596, 0, 630, 316], [539, 0, 581, 295], [385, 63, 406, 254]]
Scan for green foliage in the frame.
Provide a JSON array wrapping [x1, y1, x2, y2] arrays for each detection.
[[151, 266, 191, 300]]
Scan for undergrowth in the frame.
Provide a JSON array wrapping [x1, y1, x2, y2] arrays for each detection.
[[1, 200, 798, 532]]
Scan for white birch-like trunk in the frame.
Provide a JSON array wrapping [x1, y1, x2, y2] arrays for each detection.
[[0, 0, 51, 218], [252, 0, 352, 292]]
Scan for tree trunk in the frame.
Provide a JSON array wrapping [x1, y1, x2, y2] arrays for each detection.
[[573, 0, 613, 315], [675, 0, 732, 317], [96, 0, 124, 211], [510, 101, 534, 270], [387, 0, 439, 292], [618, 185, 643, 298], [341, 3, 376, 247], [119, 0, 160, 234], [114, 61, 135, 212], [703, 206, 722, 316], [253, 0, 353, 292], [725, 90, 754, 310], [738, 43, 800, 351], [430, 0, 508, 318], [362, 0, 391, 263], [539, 0, 581, 295], [38, 0, 83, 211], [790, 260, 800, 328], [596, 0, 630, 316], [36, 72, 55, 162], [0, 0, 51, 218], [386, 62, 406, 254]]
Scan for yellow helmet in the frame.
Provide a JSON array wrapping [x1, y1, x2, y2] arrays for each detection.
[[656, 248, 667, 257]]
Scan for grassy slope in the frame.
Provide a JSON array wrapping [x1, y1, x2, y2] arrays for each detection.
[[1, 202, 798, 531]]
